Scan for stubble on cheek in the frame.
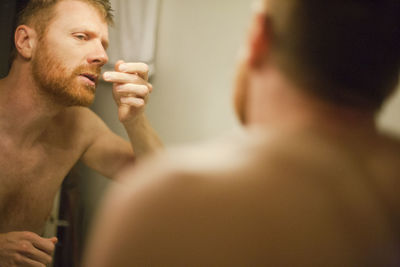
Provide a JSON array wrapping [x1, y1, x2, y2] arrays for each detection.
[[32, 42, 100, 107]]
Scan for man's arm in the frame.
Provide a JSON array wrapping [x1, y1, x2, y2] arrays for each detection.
[[120, 114, 163, 157], [103, 61, 163, 156], [81, 61, 162, 179], [79, 109, 135, 179]]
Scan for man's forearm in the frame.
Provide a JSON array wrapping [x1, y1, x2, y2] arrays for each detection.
[[123, 114, 163, 157], [103, 61, 162, 157]]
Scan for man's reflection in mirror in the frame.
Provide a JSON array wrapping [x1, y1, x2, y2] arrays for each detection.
[[0, 0, 162, 266]]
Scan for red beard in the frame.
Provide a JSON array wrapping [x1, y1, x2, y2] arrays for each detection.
[[32, 40, 101, 107]]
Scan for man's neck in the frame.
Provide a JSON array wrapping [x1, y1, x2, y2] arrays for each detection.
[[246, 67, 377, 138], [0, 62, 64, 148]]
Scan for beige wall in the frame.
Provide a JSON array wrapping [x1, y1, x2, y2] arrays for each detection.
[[146, 0, 252, 144]]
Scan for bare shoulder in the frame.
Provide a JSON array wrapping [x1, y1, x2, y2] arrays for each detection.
[[86, 130, 400, 266], [116, 130, 400, 232], [86, 132, 357, 265], [111, 129, 360, 213], [55, 106, 107, 133], [49, 106, 109, 148], [110, 128, 399, 227]]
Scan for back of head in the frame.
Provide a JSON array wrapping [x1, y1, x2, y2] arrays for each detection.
[[267, 0, 400, 110]]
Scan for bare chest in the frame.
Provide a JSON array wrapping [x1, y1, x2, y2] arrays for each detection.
[[0, 144, 80, 233]]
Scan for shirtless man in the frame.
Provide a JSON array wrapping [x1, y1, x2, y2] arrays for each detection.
[[84, 0, 400, 266], [0, 0, 162, 266]]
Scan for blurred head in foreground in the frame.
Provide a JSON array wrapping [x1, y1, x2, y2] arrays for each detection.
[[234, 0, 399, 124]]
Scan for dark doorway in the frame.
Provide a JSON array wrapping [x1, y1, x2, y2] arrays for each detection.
[[0, 1, 17, 77], [0, 0, 30, 77]]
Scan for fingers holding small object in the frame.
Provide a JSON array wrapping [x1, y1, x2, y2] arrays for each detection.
[[103, 62, 152, 111], [109, 61, 149, 80], [120, 97, 145, 107], [116, 88, 149, 105], [103, 65, 152, 94], [117, 62, 149, 80], [103, 71, 148, 84], [147, 82, 153, 93], [114, 60, 125, 71], [115, 84, 149, 98]]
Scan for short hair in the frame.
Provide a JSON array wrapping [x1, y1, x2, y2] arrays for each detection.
[[267, 0, 400, 110], [10, 0, 114, 65]]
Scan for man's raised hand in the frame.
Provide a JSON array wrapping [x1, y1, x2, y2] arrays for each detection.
[[103, 60, 153, 123]]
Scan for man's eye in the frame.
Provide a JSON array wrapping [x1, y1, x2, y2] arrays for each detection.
[[75, 34, 87, 40]]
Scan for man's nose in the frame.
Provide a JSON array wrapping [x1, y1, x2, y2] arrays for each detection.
[[87, 45, 109, 66]]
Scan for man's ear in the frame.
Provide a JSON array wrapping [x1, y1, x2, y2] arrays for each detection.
[[247, 13, 271, 68], [15, 25, 38, 60]]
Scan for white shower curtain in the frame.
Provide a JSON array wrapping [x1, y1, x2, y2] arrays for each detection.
[[106, 0, 160, 75]]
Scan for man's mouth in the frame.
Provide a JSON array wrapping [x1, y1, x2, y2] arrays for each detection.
[[79, 73, 99, 86]]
